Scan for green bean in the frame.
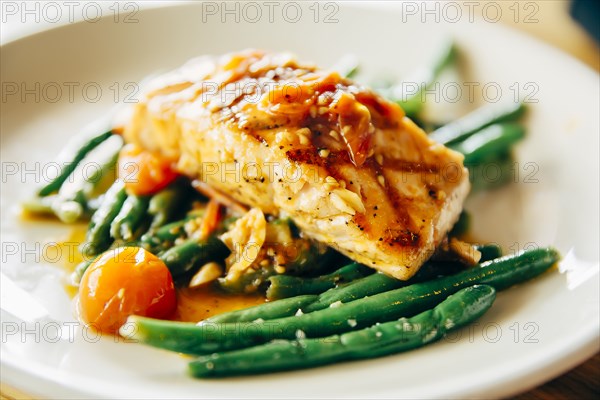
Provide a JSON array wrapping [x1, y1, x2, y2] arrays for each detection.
[[52, 190, 90, 223], [110, 195, 150, 241], [38, 130, 113, 197], [126, 278, 448, 355], [305, 257, 465, 313], [211, 260, 461, 324], [304, 272, 414, 313], [218, 264, 277, 294], [81, 180, 127, 257], [123, 247, 558, 355], [75, 148, 120, 202], [206, 295, 318, 324], [266, 263, 373, 300], [390, 40, 457, 118], [429, 102, 525, 145], [451, 123, 525, 165], [218, 244, 334, 294], [469, 151, 515, 191], [160, 237, 229, 277], [188, 285, 496, 377], [148, 185, 186, 229], [142, 211, 233, 254], [140, 218, 190, 252], [479, 247, 558, 290], [324, 269, 413, 305], [476, 243, 503, 263], [282, 241, 332, 276], [22, 193, 86, 223], [21, 196, 56, 215], [25, 137, 121, 223]]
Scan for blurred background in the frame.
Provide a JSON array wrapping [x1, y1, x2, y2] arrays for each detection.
[[2, 0, 598, 71], [492, 0, 598, 71]]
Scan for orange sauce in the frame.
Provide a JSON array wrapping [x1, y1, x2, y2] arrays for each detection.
[[39, 225, 88, 298], [46, 225, 88, 270], [20, 208, 60, 222], [173, 285, 266, 322]]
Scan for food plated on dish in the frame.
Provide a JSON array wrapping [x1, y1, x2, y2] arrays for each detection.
[[22, 46, 560, 378]]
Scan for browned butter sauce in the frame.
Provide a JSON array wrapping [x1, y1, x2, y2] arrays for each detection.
[[173, 286, 266, 322]]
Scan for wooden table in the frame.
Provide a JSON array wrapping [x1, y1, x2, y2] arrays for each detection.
[[515, 353, 599, 399]]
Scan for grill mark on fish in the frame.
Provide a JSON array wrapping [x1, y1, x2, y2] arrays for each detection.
[[286, 147, 428, 249], [366, 158, 420, 248], [384, 159, 441, 174], [286, 147, 325, 166]]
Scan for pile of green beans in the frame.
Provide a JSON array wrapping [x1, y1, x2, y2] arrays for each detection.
[[190, 285, 496, 377], [189, 285, 496, 378], [73, 200, 227, 282], [26, 130, 221, 284], [124, 247, 558, 376], [23, 131, 121, 223], [38, 130, 114, 197], [266, 263, 373, 300]]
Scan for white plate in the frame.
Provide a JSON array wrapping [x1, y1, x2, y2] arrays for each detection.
[[1, 2, 598, 399]]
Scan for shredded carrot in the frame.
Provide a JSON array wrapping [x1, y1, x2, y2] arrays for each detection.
[[198, 199, 223, 240]]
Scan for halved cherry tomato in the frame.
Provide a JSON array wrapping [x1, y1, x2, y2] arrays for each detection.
[[118, 143, 177, 195], [78, 246, 177, 334]]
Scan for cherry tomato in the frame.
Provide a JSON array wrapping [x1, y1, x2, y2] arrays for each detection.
[[118, 143, 177, 195], [78, 246, 177, 334]]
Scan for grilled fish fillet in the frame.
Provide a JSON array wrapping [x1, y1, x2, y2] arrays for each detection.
[[124, 50, 470, 280]]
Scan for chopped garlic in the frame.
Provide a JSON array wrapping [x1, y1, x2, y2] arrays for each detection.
[[189, 262, 223, 288], [220, 208, 267, 280], [333, 188, 365, 214], [330, 192, 356, 215]]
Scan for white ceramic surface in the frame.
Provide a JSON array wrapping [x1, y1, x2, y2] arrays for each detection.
[[1, 2, 598, 399]]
